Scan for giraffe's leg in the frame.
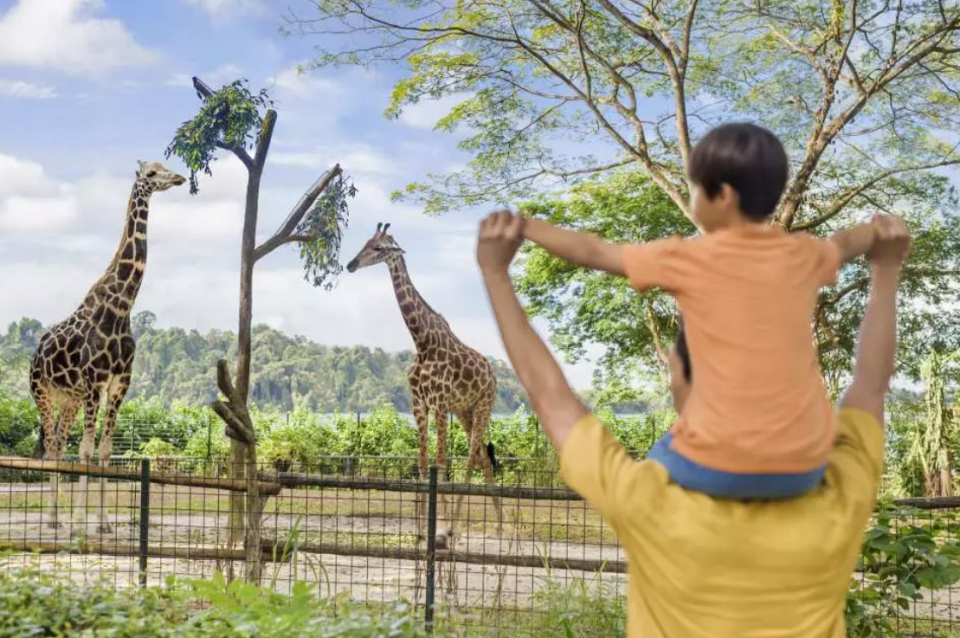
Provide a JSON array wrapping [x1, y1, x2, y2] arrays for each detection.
[[95, 385, 127, 535], [473, 400, 503, 535], [450, 410, 476, 540], [34, 388, 61, 529], [433, 403, 451, 544], [50, 400, 81, 528], [74, 390, 100, 528], [411, 392, 430, 542]]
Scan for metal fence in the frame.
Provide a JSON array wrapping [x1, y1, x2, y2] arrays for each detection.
[[0, 456, 955, 637]]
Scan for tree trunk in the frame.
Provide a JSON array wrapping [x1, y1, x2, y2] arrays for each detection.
[[224, 111, 275, 583], [226, 162, 263, 560]]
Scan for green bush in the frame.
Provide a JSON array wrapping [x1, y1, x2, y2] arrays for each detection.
[[136, 437, 183, 458], [846, 505, 960, 637], [0, 393, 37, 455], [0, 566, 450, 638], [258, 409, 339, 471]]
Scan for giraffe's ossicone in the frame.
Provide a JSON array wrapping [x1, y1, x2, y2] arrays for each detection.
[[30, 160, 186, 534]]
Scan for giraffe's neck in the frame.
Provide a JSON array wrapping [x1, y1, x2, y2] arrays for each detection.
[[386, 255, 440, 351], [87, 182, 150, 307]]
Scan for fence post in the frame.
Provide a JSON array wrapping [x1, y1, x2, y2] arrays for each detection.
[[424, 465, 438, 634], [139, 458, 150, 587], [206, 414, 213, 464]]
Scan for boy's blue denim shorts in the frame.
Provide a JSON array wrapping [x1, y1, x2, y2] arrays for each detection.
[[648, 433, 826, 500]]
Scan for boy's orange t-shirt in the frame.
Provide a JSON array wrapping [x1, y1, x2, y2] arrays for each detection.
[[623, 224, 842, 474]]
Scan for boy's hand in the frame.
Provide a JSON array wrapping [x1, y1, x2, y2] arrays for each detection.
[[867, 214, 911, 270], [477, 209, 524, 275]]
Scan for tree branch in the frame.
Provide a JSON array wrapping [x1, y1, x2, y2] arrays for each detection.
[[253, 164, 343, 262], [212, 359, 256, 444], [193, 76, 255, 172], [818, 268, 960, 312], [254, 110, 277, 171], [778, 11, 960, 227], [793, 159, 960, 231]]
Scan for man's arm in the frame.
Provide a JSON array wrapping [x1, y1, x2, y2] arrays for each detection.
[[830, 222, 878, 265], [478, 213, 588, 449], [522, 217, 626, 277], [839, 215, 911, 426]]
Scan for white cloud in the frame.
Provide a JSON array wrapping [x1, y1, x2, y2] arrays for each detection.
[[182, 0, 263, 17], [0, 79, 56, 99], [270, 65, 344, 100], [0, 153, 60, 197], [166, 63, 243, 89], [399, 94, 472, 130], [271, 146, 400, 177], [0, 0, 157, 77], [0, 195, 78, 229]]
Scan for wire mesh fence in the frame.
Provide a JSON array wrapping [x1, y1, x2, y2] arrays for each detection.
[[0, 455, 955, 637]]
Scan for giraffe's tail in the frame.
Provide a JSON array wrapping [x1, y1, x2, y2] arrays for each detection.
[[485, 441, 501, 475]]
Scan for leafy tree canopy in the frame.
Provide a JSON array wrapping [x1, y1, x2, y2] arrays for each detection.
[[516, 169, 960, 391], [289, 0, 960, 223], [286, 0, 960, 387]]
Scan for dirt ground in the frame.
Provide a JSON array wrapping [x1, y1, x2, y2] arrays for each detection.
[[0, 480, 626, 614], [0, 480, 957, 630]]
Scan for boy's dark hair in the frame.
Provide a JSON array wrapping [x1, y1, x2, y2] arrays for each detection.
[[688, 122, 789, 222], [675, 322, 691, 383]]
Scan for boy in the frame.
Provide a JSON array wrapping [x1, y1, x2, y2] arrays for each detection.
[[518, 122, 879, 499]]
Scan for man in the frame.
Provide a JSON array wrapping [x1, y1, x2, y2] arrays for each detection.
[[476, 210, 911, 637]]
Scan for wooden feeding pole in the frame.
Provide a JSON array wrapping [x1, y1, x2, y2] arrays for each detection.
[[166, 74, 355, 582]]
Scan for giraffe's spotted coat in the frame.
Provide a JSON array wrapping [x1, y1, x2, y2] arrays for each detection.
[[29, 161, 185, 531]]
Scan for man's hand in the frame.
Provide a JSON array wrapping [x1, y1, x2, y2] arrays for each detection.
[[477, 209, 524, 275], [867, 214, 911, 270], [839, 213, 909, 427]]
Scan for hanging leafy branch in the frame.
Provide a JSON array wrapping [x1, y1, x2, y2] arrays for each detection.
[[298, 174, 358, 290], [165, 79, 273, 194]]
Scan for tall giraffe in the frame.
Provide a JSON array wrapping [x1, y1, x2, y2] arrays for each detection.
[[346, 223, 501, 544], [30, 160, 186, 532]]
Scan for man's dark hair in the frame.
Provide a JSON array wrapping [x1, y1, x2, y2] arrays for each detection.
[[688, 122, 789, 222], [675, 322, 691, 383]]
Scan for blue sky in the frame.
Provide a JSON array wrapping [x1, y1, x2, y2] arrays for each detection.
[[0, 0, 599, 388]]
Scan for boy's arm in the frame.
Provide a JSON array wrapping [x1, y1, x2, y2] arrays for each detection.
[[477, 209, 653, 524], [830, 222, 878, 265], [522, 217, 626, 277]]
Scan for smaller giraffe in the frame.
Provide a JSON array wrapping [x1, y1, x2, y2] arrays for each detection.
[[30, 160, 185, 532], [347, 223, 502, 544]]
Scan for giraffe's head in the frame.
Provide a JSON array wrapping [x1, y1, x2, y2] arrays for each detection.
[[346, 222, 405, 273], [135, 161, 186, 194]]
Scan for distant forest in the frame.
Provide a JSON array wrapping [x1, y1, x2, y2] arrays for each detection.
[[0, 313, 530, 414]]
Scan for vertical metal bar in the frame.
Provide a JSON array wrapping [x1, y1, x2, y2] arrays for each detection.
[[425, 465, 438, 634], [206, 414, 213, 463], [139, 458, 150, 587]]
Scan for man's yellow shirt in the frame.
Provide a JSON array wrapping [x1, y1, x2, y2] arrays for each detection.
[[559, 408, 884, 638]]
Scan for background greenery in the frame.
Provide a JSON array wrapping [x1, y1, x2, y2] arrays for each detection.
[[0, 314, 530, 414]]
